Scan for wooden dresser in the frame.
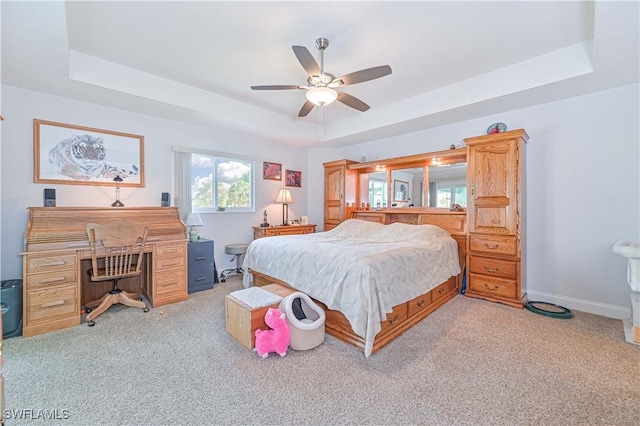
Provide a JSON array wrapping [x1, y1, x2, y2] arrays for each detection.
[[253, 224, 316, 239], [21, 207, 188, 337], [464, 129, 529, 308]]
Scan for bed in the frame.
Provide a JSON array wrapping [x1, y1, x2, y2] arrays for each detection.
[[243, 214, 466, 356]]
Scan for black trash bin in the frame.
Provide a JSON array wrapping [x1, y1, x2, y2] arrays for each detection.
[[1, 279, 23, 338]]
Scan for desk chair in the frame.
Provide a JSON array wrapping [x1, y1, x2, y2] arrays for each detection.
[[85, 221, 150, 326]]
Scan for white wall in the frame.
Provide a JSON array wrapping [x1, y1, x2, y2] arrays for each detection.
[[308, 83, 640, 319], [0, 85, 310, 280]]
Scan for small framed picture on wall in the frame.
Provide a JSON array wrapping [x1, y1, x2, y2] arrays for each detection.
[[285, 170, 302, 187], [263, 161, 282, 181]]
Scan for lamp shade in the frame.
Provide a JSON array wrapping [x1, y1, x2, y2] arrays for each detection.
[[274, 188, 294, 204], [305, 87, 338, 106], [185, 213, 203, 227]]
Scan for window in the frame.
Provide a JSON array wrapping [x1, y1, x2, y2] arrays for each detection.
[[174, 148, 255, 215], [191, 153, 254, 212]]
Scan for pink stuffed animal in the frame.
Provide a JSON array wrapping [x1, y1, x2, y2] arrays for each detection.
[[254, 308, 290, 358]]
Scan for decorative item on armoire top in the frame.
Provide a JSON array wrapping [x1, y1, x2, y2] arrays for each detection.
[[486, 122, 507, 134], [111, 175, 124, 207], [263, 162, 282, 181], [185, 213, 204, 242], [260, 210, 270, 228]]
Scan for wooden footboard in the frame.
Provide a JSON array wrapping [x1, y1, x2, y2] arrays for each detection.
[[248, 269, 460, 355]]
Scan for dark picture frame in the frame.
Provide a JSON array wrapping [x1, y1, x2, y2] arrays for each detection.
[[393, 179, 409, 201], [34, 119, 144, 187], [263, 161, 282, 181], [285, 169, 302, 187]]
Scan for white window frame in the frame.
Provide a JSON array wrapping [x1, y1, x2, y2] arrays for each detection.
[[173, 146, 256, 217]]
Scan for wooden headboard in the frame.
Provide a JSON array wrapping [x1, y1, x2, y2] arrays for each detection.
[[351, 210, 466, 234], [351, 210, 467, 271]]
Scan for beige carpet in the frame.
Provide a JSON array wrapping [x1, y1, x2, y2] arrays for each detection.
[[3, 276, 639, 425]]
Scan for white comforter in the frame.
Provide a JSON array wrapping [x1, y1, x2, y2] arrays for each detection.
[[242, 219, 460, 356]]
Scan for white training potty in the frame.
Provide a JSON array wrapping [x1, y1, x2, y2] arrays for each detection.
[[279, 292, 326, 351]]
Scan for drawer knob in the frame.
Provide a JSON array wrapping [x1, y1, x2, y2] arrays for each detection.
[[416, 299, 426, 307], [388, 314, 400, 324], [484, 243, 500, 249], [483, 283, 500, 291], [483, 266, 500, 273], [195, 256, 206, 261], [195, 277, 206, 282], [438, 287, 446, 294]]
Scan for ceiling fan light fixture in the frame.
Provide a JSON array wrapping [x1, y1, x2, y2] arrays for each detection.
[[306, 87, 338, 106]]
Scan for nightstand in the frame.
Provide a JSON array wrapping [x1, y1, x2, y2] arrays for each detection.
[[252, 224, 317, 240], [187, 239, 218, 294]]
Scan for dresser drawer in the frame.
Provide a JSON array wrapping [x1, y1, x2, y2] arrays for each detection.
[[266, 226, 315, 237], [468, 274, 517, 300], [154, 269, 186, 296], [154, 255, 186, 271], [469, 256, 518, 280], [469, 234, 518, 256], [27, 253, 77, 273], [27, 285, 78, 322], [154, 244, 186, 259], [432, 277, 456, 303], [380, 303, 408, 333], [408, 292, 432, 317], [27, 269, 78, 290]]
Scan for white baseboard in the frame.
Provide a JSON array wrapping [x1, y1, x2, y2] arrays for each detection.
[[526, 290, 631, 320]]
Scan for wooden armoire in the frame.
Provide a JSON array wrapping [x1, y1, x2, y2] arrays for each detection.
[[464, 129, 529, 308], [323, 159, 358, 230]]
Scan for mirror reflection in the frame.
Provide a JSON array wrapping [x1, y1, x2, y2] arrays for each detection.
[[427, 163, 467, 208], [391, 168, 423, 207], [364, 162, 467, 209]]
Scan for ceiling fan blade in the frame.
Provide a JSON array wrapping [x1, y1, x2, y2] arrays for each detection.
[[333, 65, 392, 86], [336, 91, 370, 112], [298, 100, 315, 117], [251, 85, 301, 90], [292, 46, 321, 76]]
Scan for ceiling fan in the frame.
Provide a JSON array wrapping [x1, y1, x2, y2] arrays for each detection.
[[251, 37, 392, 117]]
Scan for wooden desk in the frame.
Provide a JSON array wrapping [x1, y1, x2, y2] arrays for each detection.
[[21, 207, 188, 337], [252, 224, 316, 239]]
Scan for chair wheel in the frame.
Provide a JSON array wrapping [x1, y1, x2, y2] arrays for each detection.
[[87, 320, 96, 327], [143, 308, 149, 313], [85, 307, 93, 313]]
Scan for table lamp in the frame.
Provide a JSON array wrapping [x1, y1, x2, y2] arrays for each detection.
[[185, 213, 203, 242], [111, 175, 124, 207], [274, 188, 294, 226]]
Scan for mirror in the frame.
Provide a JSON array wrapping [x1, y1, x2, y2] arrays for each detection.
[[426, 163, 467, 208], [350, 148, 467, 210], [361, 163, 467, 209], [391, 168, 424, 207]]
